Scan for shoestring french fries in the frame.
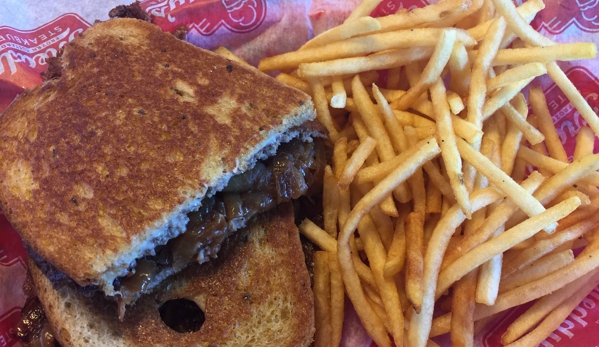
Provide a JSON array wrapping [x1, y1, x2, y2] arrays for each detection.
[[256, 0, 599, 345]]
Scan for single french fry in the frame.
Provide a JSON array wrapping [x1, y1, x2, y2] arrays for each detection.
[[422, 160, 456, 201], [466, 17, 506, 127], [384, 214, 407, 277], [426, 179, 443, 214], [456, 137, 552, 231], [468, 43, 598, 66], [574, 126, 595, 160], [275, 73, 312, 94], [482, 77, 534, 120], [446, 90, 465, 115], [530, 87, 569, 162], [338, 137, 377, 189], [330, 75, 347, 108], [302, 16, 382, 50], [437, 197, 581, 298], [407, 187, 503, 347], [313, 251, 332, 347], [451, 269, 478, 347], [405, 126, 427, 214], [405, 212, 425, 312], [430, 312, 451, 337], [355, 137, 438, 184], [392, 30, 457, 111], [298, 47, 434, 78], [547, 62, 599, 139], [487, 63, 546, 91], [491, 0, 554, 47], [372, 84, 409, 153], [323, 166, 341, 238], [448, 41, 471, 96], [333, 137, 349, 178], [214, 46, 252, 66], [309, 77, 340, 139], [501, 94, 528, 175], [499, 250, 574, 294], [432, 78, 472, 217], [499, 103, 544, 145], [376, 0, 482, 33], [299, 219, 338, 252], [329, 251, 345, 347]]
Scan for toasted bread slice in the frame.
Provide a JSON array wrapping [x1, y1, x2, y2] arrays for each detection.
[[0, 18, 320, 295], [28, 203, 314, 347]]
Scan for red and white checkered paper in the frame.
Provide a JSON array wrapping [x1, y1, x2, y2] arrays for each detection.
[[1, 1, 599, 346]]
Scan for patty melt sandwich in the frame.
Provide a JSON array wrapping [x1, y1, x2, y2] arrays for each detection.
[[0, 17, 325, 316], [17, 203, 315, 347]]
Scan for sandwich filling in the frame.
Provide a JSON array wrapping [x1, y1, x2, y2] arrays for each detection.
[[113, 138, 325, 313]]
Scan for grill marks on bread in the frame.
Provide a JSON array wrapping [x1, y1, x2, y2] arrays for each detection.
[[0, 18, 315, 288]]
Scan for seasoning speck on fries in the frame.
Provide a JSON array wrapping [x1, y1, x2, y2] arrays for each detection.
[[260, 0, 599, 345]]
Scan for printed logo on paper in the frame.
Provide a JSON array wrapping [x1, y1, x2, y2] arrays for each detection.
[[532, 0, 599, 34], [542, 67, 599, 156], [0, 13, 91, 83], [142, 0, 267, 36], [0, 308, 21, 347]]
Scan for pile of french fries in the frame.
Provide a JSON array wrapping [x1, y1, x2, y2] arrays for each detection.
[[227, 0, 599, 345]]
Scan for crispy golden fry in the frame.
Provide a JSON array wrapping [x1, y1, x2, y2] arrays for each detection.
[[448, 41, 471, 96], [313, 251, 332, 347], [432, 79, 472, 217], [405, 212, 425, 312], [275, 73, 312, 94], [298, 47, 433, 78], [323, 166, 340, 238], [547, 62, 599, 138], [468, 43, 598, 66], [329, 251, 345, 347], [309, 77, 340, 140], [330, 75, 347, 108], [383, 214, 408, 277], [338, 137, 377, 190], [574, 126, 595, 160], [491, 0, 554, 46], [530, 87, 569, 162], [482, 77, 534, 120], [302, 16, 381, 50], [451, 270, 477, 347], [487, 63, 546, 91], [298, 219, 337, 252], [467, 0, 543, 40]]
